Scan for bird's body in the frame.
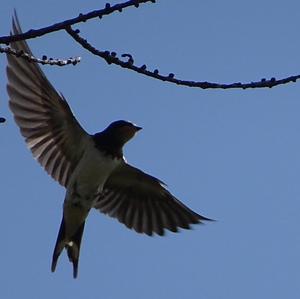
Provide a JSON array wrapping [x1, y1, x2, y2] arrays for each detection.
[[66, 139, 121, 206], [51, 137, 122, 277], [6, 14, 212, 279]]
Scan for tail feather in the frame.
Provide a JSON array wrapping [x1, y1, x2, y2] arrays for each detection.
[[51, 216, 86, 279], [66, 221, 85, 278], [51, 217, 66, 274]]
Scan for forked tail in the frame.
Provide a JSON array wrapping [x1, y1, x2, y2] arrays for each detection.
[[51, 216, 86, 279]]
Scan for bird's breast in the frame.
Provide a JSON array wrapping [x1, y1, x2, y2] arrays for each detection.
[[65, 140, 121, 205]]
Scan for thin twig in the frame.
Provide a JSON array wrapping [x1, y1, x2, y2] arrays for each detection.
[[1, 45, 81, 66], [0, 0, 156, 44], [66, 26, 300, 90]]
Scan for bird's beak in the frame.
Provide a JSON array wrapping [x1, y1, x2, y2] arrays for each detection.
[[134, 126, 142, 131]]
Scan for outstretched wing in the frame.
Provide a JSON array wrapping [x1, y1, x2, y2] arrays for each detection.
[[94, 162, 212, 236], [6, 14, 89, 187]]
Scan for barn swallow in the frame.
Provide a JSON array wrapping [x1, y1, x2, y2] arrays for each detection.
[[6, 15, 212, 278]]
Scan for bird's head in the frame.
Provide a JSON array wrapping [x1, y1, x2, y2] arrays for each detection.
[[103, 120, 142, 146]]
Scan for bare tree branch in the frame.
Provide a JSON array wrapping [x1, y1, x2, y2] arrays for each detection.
[[1, 1, 299, 90], [0, 0, 156, 44], [66, 26, 300, 90], [1, 46, 81, 66]]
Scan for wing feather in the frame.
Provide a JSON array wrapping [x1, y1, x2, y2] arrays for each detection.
[[94, 163, 212, 236], [7, 14, 88, 187]]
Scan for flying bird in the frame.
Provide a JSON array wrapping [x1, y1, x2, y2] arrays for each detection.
[[6, 15, 212, 279]]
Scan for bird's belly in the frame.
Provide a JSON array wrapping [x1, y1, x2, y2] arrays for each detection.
[[66, 149, 120, 206]]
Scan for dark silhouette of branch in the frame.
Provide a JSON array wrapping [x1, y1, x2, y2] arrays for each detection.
[[0, 0, 156, 44], [0, 46, 81, 66], [1, 1, 299, 90], [66, 26, 300, 90]]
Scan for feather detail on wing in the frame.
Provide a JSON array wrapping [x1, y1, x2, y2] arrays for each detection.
[[94, 163, 212, 236], [6, 14, 88, 187]]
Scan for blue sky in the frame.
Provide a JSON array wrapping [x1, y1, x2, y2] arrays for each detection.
[[1, 0, 300, 298]]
